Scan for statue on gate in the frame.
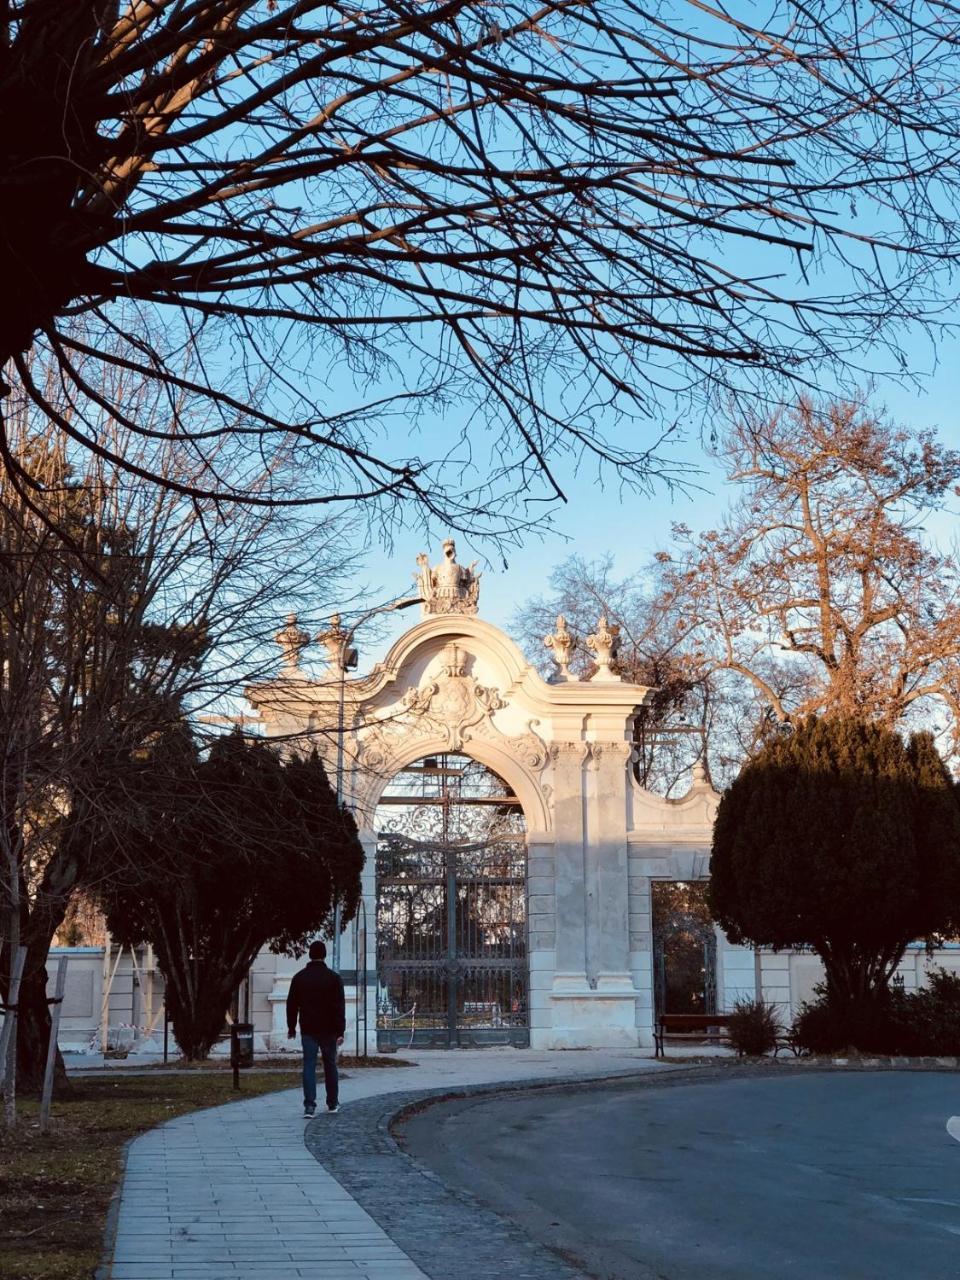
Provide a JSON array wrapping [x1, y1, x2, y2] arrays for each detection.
[[414, 539, 481, 615]]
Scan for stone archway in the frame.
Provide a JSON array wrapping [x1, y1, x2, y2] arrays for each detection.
[[247, 539, 719, 1051], [374, 752, 529, 1048]]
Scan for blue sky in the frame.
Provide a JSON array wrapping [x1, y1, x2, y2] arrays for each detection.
[[343, 351, 960, 669]]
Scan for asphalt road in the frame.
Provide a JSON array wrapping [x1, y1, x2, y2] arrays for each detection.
[[400, 1070, 960, 1280]]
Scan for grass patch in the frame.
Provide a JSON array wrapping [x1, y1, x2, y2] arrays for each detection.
[[0, 1069, 300, 1280], [99, 1053, 413, 1071]]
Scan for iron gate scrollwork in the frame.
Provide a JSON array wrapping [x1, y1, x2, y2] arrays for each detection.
[[652, 880, 717, 1017], [375, 753, 529, 1047]]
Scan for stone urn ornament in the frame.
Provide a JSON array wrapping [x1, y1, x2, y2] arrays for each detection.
[[274, 612, 309, 672], [586, 614, 621, 681], [544, 614, 577, 680]]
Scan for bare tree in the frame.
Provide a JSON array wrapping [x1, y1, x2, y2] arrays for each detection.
[[512, 553, 710, 793], [659, 398, 960, 760], [3, 2, 960, 524], [0, 365, 354, 1093]]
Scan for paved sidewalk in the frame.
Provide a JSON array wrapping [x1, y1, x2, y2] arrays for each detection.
[[107, 1048, 668, 1280]]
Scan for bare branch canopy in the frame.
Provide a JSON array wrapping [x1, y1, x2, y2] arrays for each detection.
[[3, 1, 960, 521]]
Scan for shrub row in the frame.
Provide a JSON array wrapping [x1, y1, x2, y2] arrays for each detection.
[[723, 968, 960, 1057], [794, 968, 960, 1056]]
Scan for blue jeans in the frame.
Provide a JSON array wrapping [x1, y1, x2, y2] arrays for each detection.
[[301, 1034, 338, 1109]]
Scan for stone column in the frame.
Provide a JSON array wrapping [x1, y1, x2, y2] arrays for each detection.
[[541, 740, 638, 1048], [584, 742, 633, 987], [347, 831, 378, 1056], [548, 742, 590, 989], [267, 954, 301, 1049]]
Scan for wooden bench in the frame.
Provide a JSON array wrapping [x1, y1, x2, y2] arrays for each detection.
[[773, 1027, 804, 1057], [654, 1012, 734, 1057], [655, 1012, 806, 1058]]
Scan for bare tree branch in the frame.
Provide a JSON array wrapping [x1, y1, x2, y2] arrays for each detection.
[[2, 1, 960, 529]]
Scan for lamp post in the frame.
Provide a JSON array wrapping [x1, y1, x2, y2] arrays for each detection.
[[316, 595, 422, 974]]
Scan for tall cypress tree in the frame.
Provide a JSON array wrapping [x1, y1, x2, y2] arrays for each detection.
[[709, 717, 960, 1007]]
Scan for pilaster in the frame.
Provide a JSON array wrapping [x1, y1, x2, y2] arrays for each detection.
[[548, 741, 590, 989]]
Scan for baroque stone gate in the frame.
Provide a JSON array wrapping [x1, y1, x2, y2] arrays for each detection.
[[246, 542, 726, 1051]]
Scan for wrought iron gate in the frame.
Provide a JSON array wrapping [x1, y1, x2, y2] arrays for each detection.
[[376, 754, 529, 1048], [651, 880, 718, 1016]]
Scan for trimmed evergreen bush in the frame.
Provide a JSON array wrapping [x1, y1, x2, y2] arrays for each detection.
[[900, 969, 960, 1055], [709, 716, 960, 1010], [793, 987, 902, 1054]]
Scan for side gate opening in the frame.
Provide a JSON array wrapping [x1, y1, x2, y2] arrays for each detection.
[[375, 752, 529, 1048]]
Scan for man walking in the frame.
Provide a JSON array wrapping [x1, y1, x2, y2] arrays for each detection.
[[287, 940, 345, 1117]]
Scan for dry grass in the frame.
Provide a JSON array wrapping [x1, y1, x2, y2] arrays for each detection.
[[105, 1053, 412, 1071], [0, 1070, 300, 1280]]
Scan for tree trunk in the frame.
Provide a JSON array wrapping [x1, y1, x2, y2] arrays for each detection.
[[158, 936, 262, 1062], [16, 950, 68, 1097], [164, 962, 236, 1061], [820, 942, 906, 1009], [167, 989, 230, 1061], [11, 865, 78, 1096]]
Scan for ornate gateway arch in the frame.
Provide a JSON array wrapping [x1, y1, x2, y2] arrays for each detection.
[[247, 542, 722, 1051]]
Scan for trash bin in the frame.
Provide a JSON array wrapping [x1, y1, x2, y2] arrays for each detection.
[[230, 1022, 254, 1069]]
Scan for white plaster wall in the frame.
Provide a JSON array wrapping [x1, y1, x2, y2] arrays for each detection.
[[719, 937, 758, 1011]]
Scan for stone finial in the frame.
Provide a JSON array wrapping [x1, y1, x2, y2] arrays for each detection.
[[414, 538, 481, 616], [316, 613, 350, 669], [544, 614, 576, 680], [691, 760, 712, 789], [585, 614, 621, 681], [275, 612, 309, 671]]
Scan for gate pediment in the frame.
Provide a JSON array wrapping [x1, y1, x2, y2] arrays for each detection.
[[247, 593, 656, 837], [356, 633, 552, 826]]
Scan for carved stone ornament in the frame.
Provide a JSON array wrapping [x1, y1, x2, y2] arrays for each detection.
[[585, 614, 621, 681], [275, 612, 309, 671], [690, 760, 713, 789], [414, 539, 481, 616], [587, 741, 635, 769], [358, 645, 548, 773], [316, 613, 350, 669], [543, 614, 576, 680], [548, 741, 592, 765], [398, 642, 504, 744], [469, 717, 549, 771]]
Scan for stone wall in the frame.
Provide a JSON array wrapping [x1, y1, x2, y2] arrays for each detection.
[[17, 936, 960, 1058]]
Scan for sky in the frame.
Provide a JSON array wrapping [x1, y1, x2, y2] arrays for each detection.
[[217, 3, 960, 677], [338, 356, 960, 672]]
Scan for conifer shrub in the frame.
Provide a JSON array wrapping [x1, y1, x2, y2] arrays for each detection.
[[92, 730, 364, 1059], [709, 716, 960, 1011], [898, 968, 960, 1056], [793, 986, 903, 1054], [793, 970, 960, 1056]]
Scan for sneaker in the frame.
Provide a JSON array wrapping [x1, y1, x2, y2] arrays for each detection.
[[303, 1103, 316, 1118], [326, 1105, 340, 1113]]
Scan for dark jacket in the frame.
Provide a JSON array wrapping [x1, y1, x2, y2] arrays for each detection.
[[286, 960, 345, 1038]]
